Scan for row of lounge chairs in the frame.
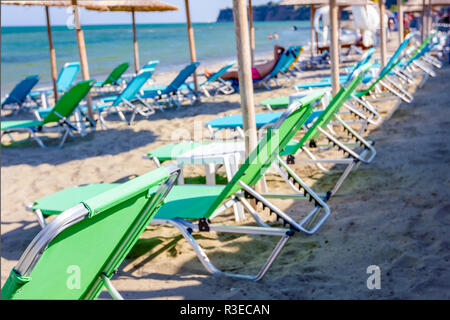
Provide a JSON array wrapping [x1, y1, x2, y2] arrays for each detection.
[[0, 44, 306, 147], [2, 30, 446, 299]]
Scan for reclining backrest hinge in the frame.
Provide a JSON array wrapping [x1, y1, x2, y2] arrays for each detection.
[[198, 218, 210, 232]]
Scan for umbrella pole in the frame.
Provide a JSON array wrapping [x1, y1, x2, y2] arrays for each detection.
[[232, 0, 257, 159], [421, 0, 426, 41], [379, 0, 387, 69], [427, 0, 432, 35], [249, 0, 255, 66], [310, 5, 315, 58], [132, 10, 140, 74], [45, 6, 58, 102], [72, 0, 94, 119], [329, 0, 340, 96], [397, 0, 404, 43], [184, 0, 198, 92]]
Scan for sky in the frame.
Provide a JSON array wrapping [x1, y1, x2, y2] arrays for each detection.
[[1, 0, 272, 26]]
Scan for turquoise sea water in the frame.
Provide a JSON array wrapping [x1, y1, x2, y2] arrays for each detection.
[[1, 21, 311, 95]]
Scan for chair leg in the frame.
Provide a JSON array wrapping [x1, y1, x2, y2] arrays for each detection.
[[58, 128, 71, 148], [31, 131, 46, 149], [150, 218, 292, 282], [33, 209, 47, 229], [102, 274, 124, 300], [379, 79, 413, 103], [115, 106, 127, 123]]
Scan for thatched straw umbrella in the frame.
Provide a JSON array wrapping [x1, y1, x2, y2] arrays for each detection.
[[1, 1, 74, 101], [80, 0, 178, 74]]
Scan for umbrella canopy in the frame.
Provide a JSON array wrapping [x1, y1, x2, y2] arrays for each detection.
[[2, 0, 76, 102], [1, 0, 71, 6], [80, 0, 178, 73], [2, 0, 178, 10], [2, 0, 96, 116], [279, 0, 373, 5], [428, 0, 450, 5], [80, 0, 178, 12], [405, 0, 450, 6]]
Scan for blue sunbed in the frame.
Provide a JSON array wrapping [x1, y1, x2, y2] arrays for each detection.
[[37, 69, 155, 126], [253, 46, 299, 90], [198, 61, 236, 97], [294, 47, 376, 90], [1, 75, 40, 111], [29, 62, 81, 100], [140, 62, 201, 107], [205, 110, 323, 137]]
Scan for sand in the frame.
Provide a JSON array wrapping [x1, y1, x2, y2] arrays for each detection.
[[1, 39, 449, 300]]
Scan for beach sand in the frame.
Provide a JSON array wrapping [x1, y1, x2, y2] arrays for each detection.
[[1, 40, 449, 299]]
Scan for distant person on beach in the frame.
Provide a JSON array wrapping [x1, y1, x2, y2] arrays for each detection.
[[273, 32, 279, 40], [268, 33, 273, 40], [204, 45, 285, 81]]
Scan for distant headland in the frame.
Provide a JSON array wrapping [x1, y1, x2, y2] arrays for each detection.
[[216, 0, 397, 23], [217, 3, 311, 22]]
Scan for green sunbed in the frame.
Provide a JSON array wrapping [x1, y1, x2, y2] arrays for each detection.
[[148, 62, 375, 194], [94, 62, 129, 88], [27, 91, 330, 281], [1, 80, 94, 148], [1, 165, 180, 299], [275, 62, 377, 200]]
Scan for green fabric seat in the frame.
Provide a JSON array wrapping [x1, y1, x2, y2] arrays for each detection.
[[148, 141, 211, 163], [280, 139, 300, 157], [154, 185, 225, 219], [259, 96, 290, 109], [34, 184, 225, 221]]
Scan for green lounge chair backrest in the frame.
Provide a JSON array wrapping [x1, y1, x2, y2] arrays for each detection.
[[204, 91, 325, 218], [293, 62, 373, 152], [42, 80, 93, 125], [102, 62, 129, 86], [1, 166, 179, 300]]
